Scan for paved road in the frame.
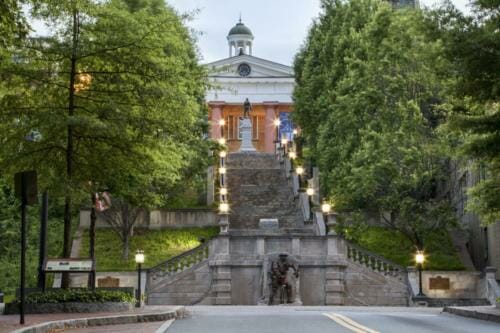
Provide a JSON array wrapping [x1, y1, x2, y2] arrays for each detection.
[[167, 306, 500, 333]]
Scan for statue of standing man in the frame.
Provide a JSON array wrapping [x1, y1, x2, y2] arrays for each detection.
[[243, 98, 251, 118]]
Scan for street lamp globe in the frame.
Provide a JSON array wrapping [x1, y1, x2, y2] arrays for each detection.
[[219, 151, 227, 158], [218, 138, 226, 145], [219, 167, 227, 175], [306, 188, 314, 196], [289, 151, 297, 159], [135, 250, 145, 264], [321, 203, 331, 214], [218, 119, 226, 126], [273, 119, 281, 127], [219, 203, 230, 214], [415, 251, 425, 265], [296, 166, 304, 175], [220, 188, 228, 196], [281, 138, 288, 146]]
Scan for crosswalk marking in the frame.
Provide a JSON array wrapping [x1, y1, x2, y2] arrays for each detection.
[[323, 312, 381, 333]]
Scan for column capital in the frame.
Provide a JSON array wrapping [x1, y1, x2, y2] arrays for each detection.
[[209, 101, 227, 108], [263, 101, 280, 108]]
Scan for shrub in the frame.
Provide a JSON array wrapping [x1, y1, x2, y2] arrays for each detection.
[[24, 289, 135, 304]]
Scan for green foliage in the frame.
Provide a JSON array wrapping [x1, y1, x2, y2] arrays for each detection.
[[341, 225, 465, 270], [24, 289, 135, 304], [294, 0, 456, 247], [429, 0, 500, 224], [0, 0, 210, 267], [0, 0, 29, 48], [79, 227, 218, 271], [0, 178, 71, 298]]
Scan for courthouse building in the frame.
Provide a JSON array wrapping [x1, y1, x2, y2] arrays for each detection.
[[205, 20, 296, 153]]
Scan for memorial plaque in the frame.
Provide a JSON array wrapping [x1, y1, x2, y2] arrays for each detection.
[[429, 276, 450, 290], [259, 219, 279, 230], [98, 276, 120, 288]]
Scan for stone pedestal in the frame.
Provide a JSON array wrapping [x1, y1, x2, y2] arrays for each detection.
[[239, 118, 256, 152]]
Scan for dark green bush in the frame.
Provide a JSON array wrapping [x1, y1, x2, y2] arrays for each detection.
[[25, 289, 135, 304]]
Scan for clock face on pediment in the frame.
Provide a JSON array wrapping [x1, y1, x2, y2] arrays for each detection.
[[237, 63, 252, 77]]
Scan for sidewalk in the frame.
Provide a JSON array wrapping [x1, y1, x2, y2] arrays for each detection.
[[444, 305, 500, 324], [0, 306, 183, 333]]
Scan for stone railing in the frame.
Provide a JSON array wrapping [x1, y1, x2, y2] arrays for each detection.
[[147, 241, 210, 291], [346, 241, 406, 280]]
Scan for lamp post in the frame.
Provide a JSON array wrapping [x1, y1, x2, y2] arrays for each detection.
[[296, 166, 304, 191], [288, 151, 296, 173], [281, 137, 288, 156], [219, 119, 225, 139], [306, 187, 314, 221], [219, 202, 230, 234], [415, 250, 426, 297], [135, 250, 145, 308], [273, 119, 281, 154], [321, 201, 331, 232]]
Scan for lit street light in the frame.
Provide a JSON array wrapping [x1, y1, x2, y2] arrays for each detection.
[[135, 250, 145, 308], [415, 250, 426, 297], [296, 166, 304, 190], [306, 187, 314, 221]]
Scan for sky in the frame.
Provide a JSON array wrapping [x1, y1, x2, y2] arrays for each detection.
[[167, 0, 472, 65]]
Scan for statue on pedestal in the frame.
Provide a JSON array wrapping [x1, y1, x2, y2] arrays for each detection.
[[239, 98, 256, 152], [269, 254, 299, 305]]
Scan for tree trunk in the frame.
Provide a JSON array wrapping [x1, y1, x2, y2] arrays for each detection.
[[61, 7, 79, 289], [122, 203, 130, 261]]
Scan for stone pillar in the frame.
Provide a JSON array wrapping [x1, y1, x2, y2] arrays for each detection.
[[264, 102, 278, 153], [210, 102, 225, 140], [325, 236, 345, 305], [325, 267, 345, 305], [211, 236, 231, 305]]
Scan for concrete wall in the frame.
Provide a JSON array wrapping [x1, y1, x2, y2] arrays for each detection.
[[79, 209, 217, 229]]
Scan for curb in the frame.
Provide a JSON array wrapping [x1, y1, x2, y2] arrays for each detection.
[[443, 306, 500, 324], [154, 319, 175, 333], [9, 307, 185, 333]]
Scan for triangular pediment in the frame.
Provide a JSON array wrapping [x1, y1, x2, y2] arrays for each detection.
[[205, 55, 294, 78]]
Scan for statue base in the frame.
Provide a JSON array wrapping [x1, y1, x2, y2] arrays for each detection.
[[239, 117, 256, 152]]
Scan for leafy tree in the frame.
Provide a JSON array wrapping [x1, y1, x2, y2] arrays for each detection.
[[0, 0, 208, 286], [293, 0, 456, 248], [429, 0, 500, 224], [0, 0, 29, 48]]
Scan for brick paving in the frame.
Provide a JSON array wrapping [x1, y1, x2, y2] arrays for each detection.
[[0, 306, 180, 333]]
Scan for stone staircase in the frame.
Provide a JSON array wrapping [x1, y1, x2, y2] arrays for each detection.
[[146, 242, 212, 305], [226, 152, 305, 231]]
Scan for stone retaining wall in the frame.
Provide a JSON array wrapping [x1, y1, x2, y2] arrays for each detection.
[[408, 270, 481, 299], [79, 209, 217, 229]]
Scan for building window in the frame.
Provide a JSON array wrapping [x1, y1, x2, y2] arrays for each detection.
[[225, 115, 237, 140]]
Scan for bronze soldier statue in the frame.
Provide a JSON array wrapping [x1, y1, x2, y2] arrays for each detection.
[[269, 254, 299, 305], [243, 98, 251, 118]]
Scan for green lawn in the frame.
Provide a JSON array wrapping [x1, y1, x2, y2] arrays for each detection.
[[342, 226, 465, 271], [79, 227, 219, 271]]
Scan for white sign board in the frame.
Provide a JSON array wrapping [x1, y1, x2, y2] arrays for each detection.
[[45, 259, 94, 272]]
